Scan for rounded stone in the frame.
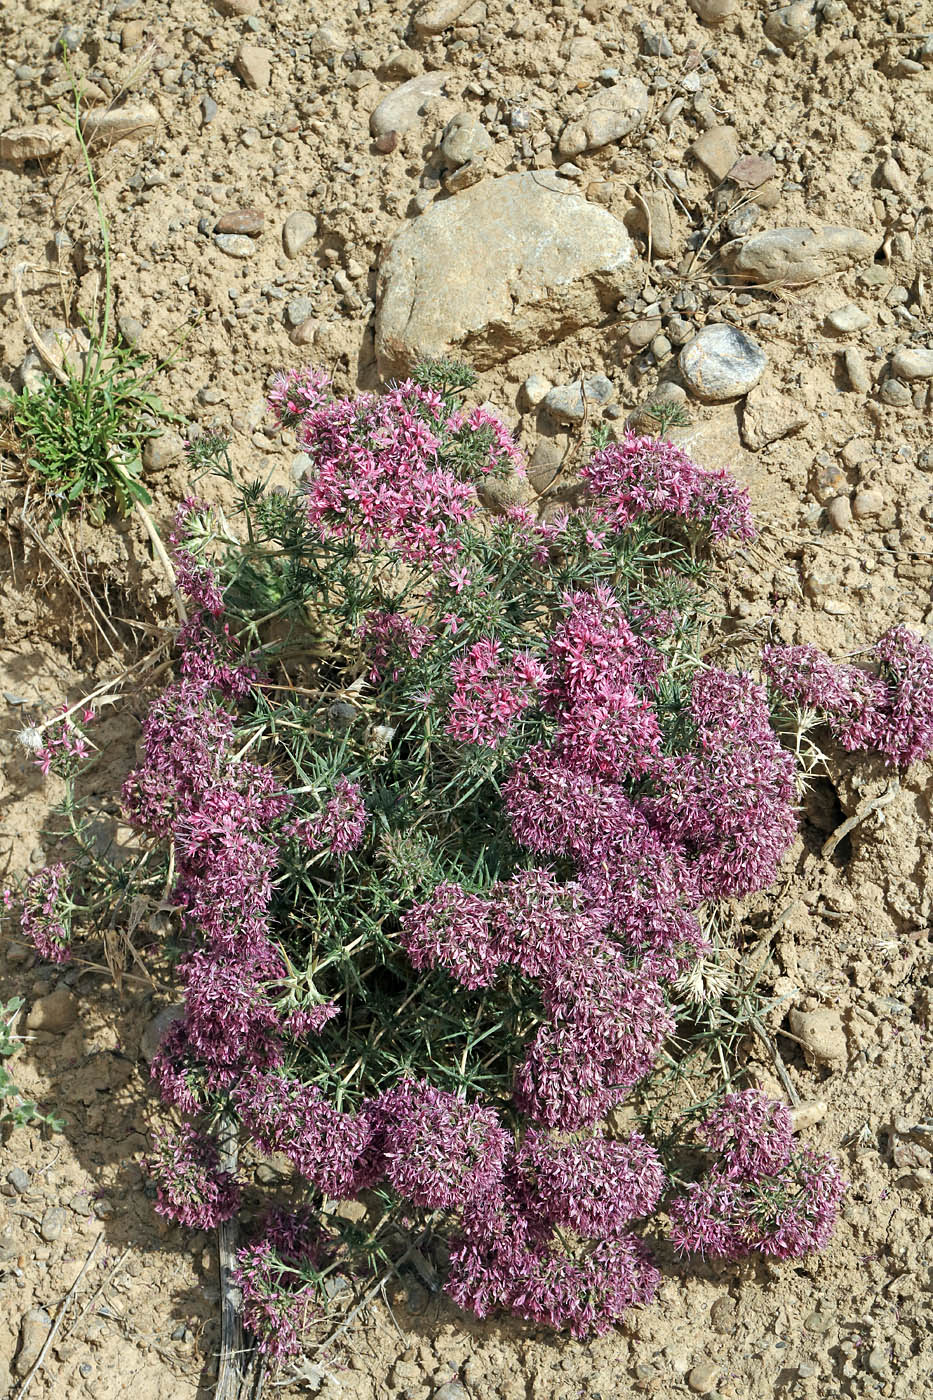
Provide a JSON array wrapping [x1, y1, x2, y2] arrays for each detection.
[[214, 233, 256, 259], [282, 211, 318, 259], [544, 374, 615, 424], [143, 430, 185, 472], [688, 1361, 719, 1395], [678, 324, 767, 401], [826, 495, 852, 532], [825, 304, 869, 335], [439, 112, 491, 170], [40, 1207, 67, 1242], [879, 377, 912, 407], [852, 487, 884, 520], [214, 209, 264, 237], [764, 3, 817, 48], [688, 0, 738, 19], [522, 372, 552, 408], [891, 346, 933, 381]]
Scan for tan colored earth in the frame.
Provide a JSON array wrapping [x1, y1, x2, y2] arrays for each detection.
[[1, 0, 932, 1397]]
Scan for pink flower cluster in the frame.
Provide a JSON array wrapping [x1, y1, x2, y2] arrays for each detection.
[[33, 711, 92, 779], [669, 1090, 845, 1261], [764, 625, 933, 767], [234, 1207, 329, 1360], [20, 862, 72, 963], [286, 776, 368, 856], [266, 366, 332, 429], [445, 638, 546, 747], [146, 1123, 241, 1230], [361, 610, 434, 681], [376, 1078, 509, 1210], [646, 668, 797, 900], [297, 379, 479, 571], [582, 433, 755, 542]]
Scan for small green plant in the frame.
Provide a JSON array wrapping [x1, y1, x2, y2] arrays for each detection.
[[9, 340, 167, 525], [0, 997, 65, 1132], [6, 82, 179, 528]]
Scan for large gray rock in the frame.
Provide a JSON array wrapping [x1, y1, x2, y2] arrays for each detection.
[[370, 72, 451, 139], [558, 77, 649, 157], [375, 173, 637, 376], [721, 225, 877, 286]]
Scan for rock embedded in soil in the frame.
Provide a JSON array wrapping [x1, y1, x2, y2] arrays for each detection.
[[790, 1099, 828, 1132], [1, 124, 72, 162], [370, 72, 451, 139], [40, 1206, 67, 1242], [789, 1006, 847, 1066], [688, 1361, 719, 1395], [216, 0, 259, 13], [235, 43, 273, 91], [558, 77, 649, 157], [688, 0, 738, 22], [214, 209, 264, 237], [522, 373, 551, 408], [25, 987, 78, 1033], [375, 172, 637, 377], [214, 232, 256, 258], [721, 225, 877, 285], [826, 494, 852, 531], [15, 1309, 52, 1376], [434, 1385, 470, 1400], [439, 112, 491, 169], [413, 0, 474, 33], [844, 346, 872, 394], [764, 3, 818, 48], [81, 102, 160, 146], [891, 346, 933, 380], [852, 487, 884, 519], [879, 378, 911, 406], [6, 1167, 30, 1193], [740, 384, 809, 448], [543, 375, 615, 424], [282, 211, 318, 259], [143, 430, 185, 471], [689, 125, 740, 182], [679, 325, 767, 401], [826, 304, 869, 335]]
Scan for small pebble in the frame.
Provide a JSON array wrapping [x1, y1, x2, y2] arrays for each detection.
[[234, 43, 273, 91], [200, 95, 218, 125], [628, 318, 663, 349], [543, 374, 615, 424], [522, 372, 551, 408], [117, 313, 144, 346], [764, 2, 817, 48], [852, 488, 884, 520], [826, 495, 852, 532], [374, 130, 399, 153], [688, 0, 737, 20], [214, 233, 256, 259], [285, 296, 316, 328], [214, 209, 264, 237], [40, 1207, 66, 1243], [879, 378, 912, 407], [805, 1312, 832, 1334], [843, 347, 871, 394], [439, 112, 491, 169], [282, 211, 318, 259], [826, 304, 869, 335], [143, 430, 185, 471], [6, 1168, 30, 1194], [688, 1361, 718, 1395]]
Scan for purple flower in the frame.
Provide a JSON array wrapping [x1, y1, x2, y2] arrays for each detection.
[[445, 638, 545, 748], [20, 863, 72, 963], [299, 379, 478, 571], [699, 1089, 793, 1181], [288, 777, 367, 856], [361, 610, 434, 681], [399, 882, 500, 989], [234, 1068, 379, 1198], [266, 366, 332, 428], [490, 868, 606, 980], [374, 1078, 509, 1210], [146, 1123, 240, 1229], [518, 1130, 665, 1239], [234, 1206, 329, 1361], [873, 625, 933, 766], [582, 433, 755, 542]]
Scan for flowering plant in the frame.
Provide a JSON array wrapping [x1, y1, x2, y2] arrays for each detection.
[[18, 361, 930, 1360]]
